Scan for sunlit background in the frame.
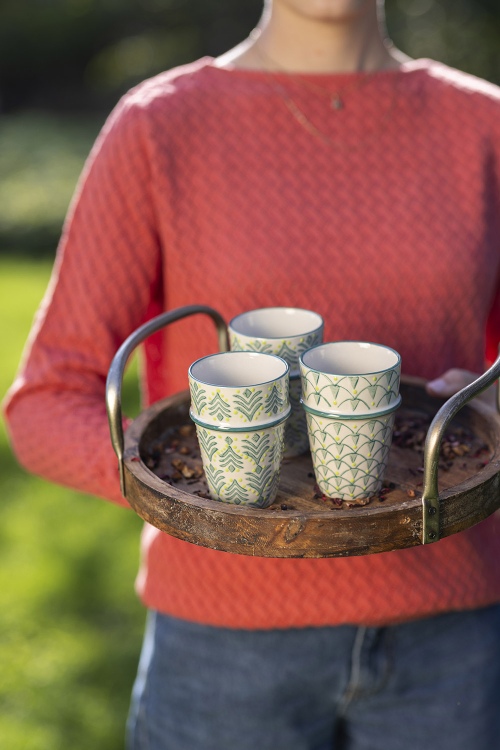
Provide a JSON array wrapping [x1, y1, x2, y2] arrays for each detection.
[[1, 1, 499, 748]]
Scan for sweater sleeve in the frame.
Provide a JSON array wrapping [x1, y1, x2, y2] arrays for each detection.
[[485, 135, 500, 367], [3, 93, 162, 506]]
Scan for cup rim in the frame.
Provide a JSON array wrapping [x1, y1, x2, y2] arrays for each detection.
[[301, 395, 402, 420], [189, 351, 289, 388], [190, 405, 292, 432], [229, 307, 324, 340], [299, 340, 401, 377]]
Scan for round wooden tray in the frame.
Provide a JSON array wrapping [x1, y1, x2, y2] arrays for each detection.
[[122, 376, 500, 558]]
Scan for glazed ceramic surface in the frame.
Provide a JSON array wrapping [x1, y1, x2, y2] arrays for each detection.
[[282, 376, 310, 457], [229, 308, 323, 456], [300, 341, 401, 416], [189, 351, 289, 429], [229, 307, 323, 376], [189, 351, 290, 507], [305, 408, 397, 500], [195, 421, 286, 508]]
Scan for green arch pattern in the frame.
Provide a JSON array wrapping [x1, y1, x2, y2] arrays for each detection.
[[306, 412, 396, 499], [301, 368, 400, 413]]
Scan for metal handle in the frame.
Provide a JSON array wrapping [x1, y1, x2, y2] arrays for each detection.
[[421, 355, 500, 544], [106, 305, 229, 497]]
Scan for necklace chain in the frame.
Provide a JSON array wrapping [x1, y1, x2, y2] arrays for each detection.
[[252, 44, 401, 149], [254, 44, 376, 112]]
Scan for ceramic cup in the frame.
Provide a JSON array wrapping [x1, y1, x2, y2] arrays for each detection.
[[228, 307, 324, 457], [299, 341, 402, 500], [304, 409, 397, 501], [300, 341, 401, 416], [188, 351, 290, 508]]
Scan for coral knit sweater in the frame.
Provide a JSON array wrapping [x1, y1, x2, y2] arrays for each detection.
[[5, 58, 500, 628]]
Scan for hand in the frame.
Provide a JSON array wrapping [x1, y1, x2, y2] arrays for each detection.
[[426, 368, 497, 410]]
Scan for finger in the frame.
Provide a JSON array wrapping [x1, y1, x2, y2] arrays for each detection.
[[426, 370, 496, 409], [426, 371, 473, 397], [426, 377, 451, 397]]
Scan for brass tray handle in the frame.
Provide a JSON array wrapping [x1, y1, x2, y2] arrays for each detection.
[[422, 355, 500, 544], [106, 305, 229, 496]]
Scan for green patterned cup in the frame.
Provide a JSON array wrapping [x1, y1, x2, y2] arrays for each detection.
[[188, 352, 291, 508], [300, 341, 401, 500], [300, 341, 401, 416], [229, 307, 324, 457], [304, 409, 398, 501]]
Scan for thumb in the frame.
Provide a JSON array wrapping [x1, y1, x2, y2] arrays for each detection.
[[426, 369, 477, 398], [426, 376, 451, 397]]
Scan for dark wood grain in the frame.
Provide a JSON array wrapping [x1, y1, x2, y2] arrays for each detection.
[[122, 377, 500, 557]]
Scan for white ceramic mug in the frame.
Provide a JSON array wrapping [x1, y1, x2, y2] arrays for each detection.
[[189, 351, 290, 507], [300, 341, 401, 500], [229, 307, 324, 457], [300, 341, 401, 416]]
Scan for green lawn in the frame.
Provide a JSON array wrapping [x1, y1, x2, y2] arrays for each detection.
[[0, 258, 145, 750], [0, 113, 104, 255]]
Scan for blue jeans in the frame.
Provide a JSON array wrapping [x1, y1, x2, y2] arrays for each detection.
[[126, 604, 500, 750]]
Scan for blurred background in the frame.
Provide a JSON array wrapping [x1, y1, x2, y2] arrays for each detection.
[[1, 1, 500, 748]]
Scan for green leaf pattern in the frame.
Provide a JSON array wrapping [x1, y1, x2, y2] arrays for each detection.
[[233, 388, 264, 422], [190, 381, 288, 426], [264, 384, 286, 415], [218, 437, 244, 472], [241, 432, 270, 464], [207, 392, 231, 421], [195, 424, 285, 508], [190, 381, 207, 414], [229, 335, 274, 355], [229, 330, 322, 371], [196, 430, 218, 462]]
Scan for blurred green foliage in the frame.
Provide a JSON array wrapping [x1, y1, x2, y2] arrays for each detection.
[[0, 0, 261, 111], [390, 0, 500, 82], [0, 259, 144, 750], [1, 0, 499, 258], [0, 114, 103, 256], [0, 0, 499, 113]]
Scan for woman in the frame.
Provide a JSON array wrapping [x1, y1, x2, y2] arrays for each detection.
[[5, 1, 500, 748]]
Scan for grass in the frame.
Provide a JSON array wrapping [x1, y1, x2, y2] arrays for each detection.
[[0, 112, 104, 255], [0, 257, 145, 749]]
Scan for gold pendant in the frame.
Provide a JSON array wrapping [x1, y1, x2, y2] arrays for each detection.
[[332, 94, 343, 111]]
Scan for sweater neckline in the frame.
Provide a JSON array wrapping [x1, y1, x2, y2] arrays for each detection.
[[203, 56, 430, 86]]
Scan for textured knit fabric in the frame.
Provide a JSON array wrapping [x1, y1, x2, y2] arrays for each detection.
[[5, 57, 500, 628]]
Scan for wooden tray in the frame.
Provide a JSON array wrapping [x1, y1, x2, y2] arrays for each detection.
[[121, 376, 500, 558]]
